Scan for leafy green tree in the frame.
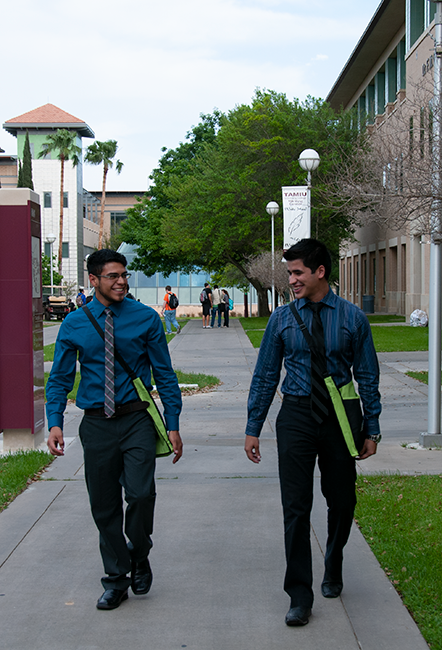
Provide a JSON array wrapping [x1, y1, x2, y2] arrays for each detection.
[[38, 129, 81, 270], [84, 140, 123, 250], [41, 254, 63, 286], [22, 131, 34, 190], [121, 112, 222, 276], [17, 159, 23, 188], [122, 93, 359, 315]]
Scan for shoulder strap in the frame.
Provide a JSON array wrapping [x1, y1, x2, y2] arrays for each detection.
[[288, 302, 315, 350], [83, 306, 137, 380]]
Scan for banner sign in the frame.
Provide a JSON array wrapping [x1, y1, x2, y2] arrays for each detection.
[[282, 186, 310, 250]]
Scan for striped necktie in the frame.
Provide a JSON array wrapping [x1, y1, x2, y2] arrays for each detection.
[[104, 307, 115, 418], [307, 302, 329, 424]]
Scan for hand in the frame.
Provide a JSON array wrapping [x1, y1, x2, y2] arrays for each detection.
[[245, 435, 261, 463], [47, 426, 65, 456], [357, 439, 377, 460], [169, 430, 183, 464]]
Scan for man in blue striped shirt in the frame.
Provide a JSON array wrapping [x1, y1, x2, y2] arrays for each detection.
[[245, 239, 381, 627], [46, 249, 183, 611]]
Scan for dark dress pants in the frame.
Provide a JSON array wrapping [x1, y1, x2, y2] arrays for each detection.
[[275, 396, 356, 608], [79, 409, 156, 590]]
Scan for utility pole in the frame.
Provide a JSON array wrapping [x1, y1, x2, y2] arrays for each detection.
[[421, 0, 442, 446]]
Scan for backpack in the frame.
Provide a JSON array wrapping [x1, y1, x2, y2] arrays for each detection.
[[199, 289, 207, 303], [76, 294, 84, 307], [168, 293, 179, 309]]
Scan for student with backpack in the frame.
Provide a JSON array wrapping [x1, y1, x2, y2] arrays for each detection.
[[161, 285, 181, 334], [200, 282, 212, 329]]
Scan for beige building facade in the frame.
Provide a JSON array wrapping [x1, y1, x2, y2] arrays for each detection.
[[328, 0, 437, 317]]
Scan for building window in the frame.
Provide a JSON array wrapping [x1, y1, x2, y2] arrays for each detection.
[[44, 242, 51, 258], [110, 211, 127, 232], [44, 192, 52, 208], [63, 192, 68, 208], [62, 242, 69, 258]]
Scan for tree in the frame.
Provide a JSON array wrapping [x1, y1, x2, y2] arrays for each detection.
[[22, 131, 34, 190], [41, 254, 63, 286], [122, 92, 359, 315], [246, 250, 292, 304], [85, 140, 123, 250], [121, 112, 222, 276], [325, 76, 442, 241], [38, 129, 81, 270], [17, 160, 23, 188]]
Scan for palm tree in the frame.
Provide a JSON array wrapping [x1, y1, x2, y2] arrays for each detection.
[[38, 129, 81, 270], [85, 140, 123, 249]]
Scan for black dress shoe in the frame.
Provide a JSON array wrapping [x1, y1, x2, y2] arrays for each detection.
[[96, 588, 128, 610], [285, 605, 312, 626], [131, 558, 153, 595], [321, 580, 343, 598]]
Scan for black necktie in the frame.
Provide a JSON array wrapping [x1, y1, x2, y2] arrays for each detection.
[[307, 302, 329, 424]]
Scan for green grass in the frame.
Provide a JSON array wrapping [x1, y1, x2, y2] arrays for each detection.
[[174, 370, 220, 390], [238, 317, 270, 330], [44, 372, 81, 400], [371, 326, 428, 352], [44, 368, 219, 402], [355, 474, 442, 649], [406, 371, 442, 386], [0, 450, 54, 511], [238, 318, 429, 351], [367, 314, 406, 323], [44, 343, 55, 362]]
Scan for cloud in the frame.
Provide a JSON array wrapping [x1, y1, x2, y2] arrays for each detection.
[[1, 0, 382, 189]]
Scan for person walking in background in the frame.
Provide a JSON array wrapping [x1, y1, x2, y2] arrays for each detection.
[[161, 285, 180, 334], [210, 285, 223, 328], [46, 249, 183, 611], [245, 238, 381, 627], [222, 289, 230, 327], [76, 287, 86, 308], [200, 282, 212, 329]]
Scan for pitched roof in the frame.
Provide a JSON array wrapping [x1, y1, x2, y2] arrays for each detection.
[[327, 0, 405, 110], [3, 104, 94, 138]]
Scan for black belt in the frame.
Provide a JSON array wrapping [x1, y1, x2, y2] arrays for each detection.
[[84, 400, 148, 418], [283, 394, 311, 404], [283, 394, 331, 405]]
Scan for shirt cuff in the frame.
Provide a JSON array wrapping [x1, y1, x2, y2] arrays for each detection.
[[165, 415, 179, 431], [364, 417, 380, 437]]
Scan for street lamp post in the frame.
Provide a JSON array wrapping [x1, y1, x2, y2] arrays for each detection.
[[298, 149, 320, 238], [46, 233, 56, 295], [421, 0, 442, 445], [266, 201, 279, 312]]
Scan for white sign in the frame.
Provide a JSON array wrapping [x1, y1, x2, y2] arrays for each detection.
[[282, 186, 310, 250], [32, 236, 41, 298]]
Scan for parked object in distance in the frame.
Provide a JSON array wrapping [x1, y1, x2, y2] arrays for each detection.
[[42, 287, 70, 321]]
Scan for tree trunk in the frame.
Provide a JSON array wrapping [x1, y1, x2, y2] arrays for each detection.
[[98, 165, 108, 250], [226, 255, 271, 317], [58, 157, 65, 272]]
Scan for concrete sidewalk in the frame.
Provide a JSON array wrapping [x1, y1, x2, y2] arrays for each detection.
[[0, 319, 436, 649]]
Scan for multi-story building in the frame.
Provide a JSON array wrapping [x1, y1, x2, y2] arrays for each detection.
[[3, 104, 95, 286], [327, 0, 438, 317]]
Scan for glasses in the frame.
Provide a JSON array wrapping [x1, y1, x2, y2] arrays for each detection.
[[96, 272, 132, 280]]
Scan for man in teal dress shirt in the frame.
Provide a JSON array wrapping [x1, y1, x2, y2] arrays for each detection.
[[46, 249, 183, 611]]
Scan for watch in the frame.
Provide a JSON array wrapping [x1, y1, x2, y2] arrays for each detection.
[[366, 433, 382, 443]]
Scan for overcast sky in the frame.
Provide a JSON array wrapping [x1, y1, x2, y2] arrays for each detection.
[[2, 0, 381, 192]]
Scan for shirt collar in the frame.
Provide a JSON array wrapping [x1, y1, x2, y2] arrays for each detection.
[[88, 296, 124, 318], [298, 286, 336, 310]]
